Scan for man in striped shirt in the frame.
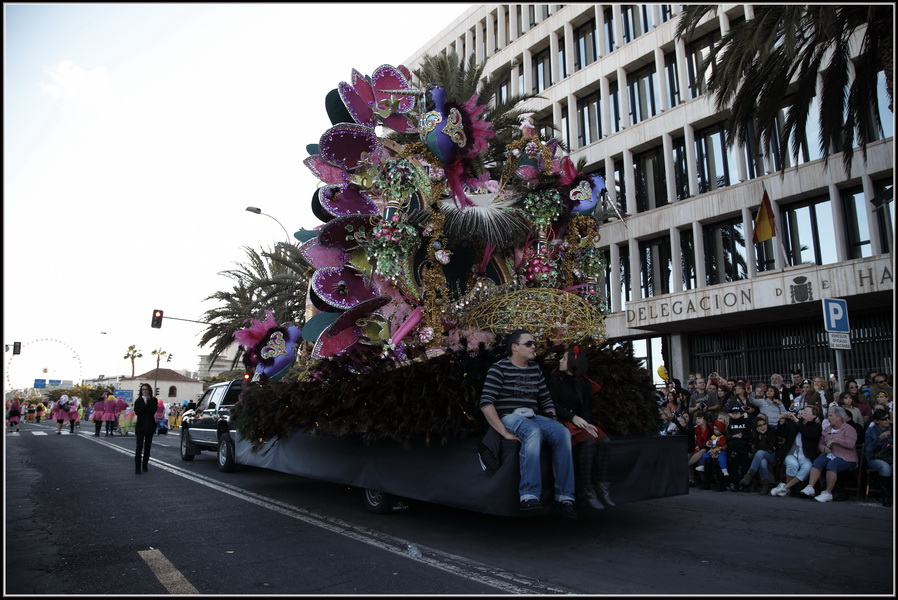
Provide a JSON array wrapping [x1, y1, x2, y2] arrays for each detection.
[[480, 329, 577, 518]]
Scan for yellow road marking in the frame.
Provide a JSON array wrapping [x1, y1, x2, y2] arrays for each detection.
[[138, 548, 199, 594]]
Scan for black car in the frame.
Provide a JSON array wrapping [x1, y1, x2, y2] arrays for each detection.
[[179, 380, 242, 471]]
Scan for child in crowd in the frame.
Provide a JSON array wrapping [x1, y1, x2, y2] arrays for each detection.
[[726, 406, 751, 490], [697, 420, 728, 491]]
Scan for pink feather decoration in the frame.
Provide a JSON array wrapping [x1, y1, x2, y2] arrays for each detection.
[[234, 310, 279, 348], [458, 94, 495, 158]]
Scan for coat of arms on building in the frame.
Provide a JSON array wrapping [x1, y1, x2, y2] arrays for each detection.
[[790, 276, 813, 303]]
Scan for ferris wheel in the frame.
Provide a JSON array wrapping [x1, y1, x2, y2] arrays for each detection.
[[5, 338, 83, 393]]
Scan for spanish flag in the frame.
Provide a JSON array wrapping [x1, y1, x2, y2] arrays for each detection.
[[752, 189, 776, 244]]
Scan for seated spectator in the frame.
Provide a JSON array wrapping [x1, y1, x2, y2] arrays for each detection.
[[812, 375, 834, 410], [696, 420, 728, 491], [865, 408, 893, 507], [725, 406, 752, 490], [771, 406, 822, 497], [801, 406, 858, 503], [752, 384, 767, 401], [844, 380, 872, 424], [836, 391, 864, 428], [705, 381, 723, 421], [752, 386, 788, 430], [688, 414, 712, 487], [742, 415, 779, 494], [715, 387, 733, 426], [842, 406, 865, 444], [770, 373, 792, 410], [688, 378, 711, 420]]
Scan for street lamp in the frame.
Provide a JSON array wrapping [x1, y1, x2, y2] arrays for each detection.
[[245, 206, 291, 243]]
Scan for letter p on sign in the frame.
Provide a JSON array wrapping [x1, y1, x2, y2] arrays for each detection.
[[822, 298, 849, 333]]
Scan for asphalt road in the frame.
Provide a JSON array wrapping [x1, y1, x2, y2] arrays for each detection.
[[5, 421, 895, 596]]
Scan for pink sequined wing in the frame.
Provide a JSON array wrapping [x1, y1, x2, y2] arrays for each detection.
[[304, 154, 348, 185], [319, 123, 382, 173]]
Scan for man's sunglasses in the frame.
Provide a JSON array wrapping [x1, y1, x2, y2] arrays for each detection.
[[516, 340, 536, 347]]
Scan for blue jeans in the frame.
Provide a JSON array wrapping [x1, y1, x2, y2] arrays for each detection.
[[700, 451, 727, 471], [812, 454, 856, 473], [500, 413, 575, 503], [749, 450, 777, 480], [867, 458, 893, 477]]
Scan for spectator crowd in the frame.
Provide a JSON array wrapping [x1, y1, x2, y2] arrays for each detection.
[[660, 370, 893, 507]]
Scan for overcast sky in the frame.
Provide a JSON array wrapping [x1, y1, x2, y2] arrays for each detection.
[[3, 3, 471, 392]]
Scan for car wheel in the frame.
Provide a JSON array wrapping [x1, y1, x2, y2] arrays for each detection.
[[217, 432, 236, 472], [363, 488, 395, 514], [179, 428, 195, 461]]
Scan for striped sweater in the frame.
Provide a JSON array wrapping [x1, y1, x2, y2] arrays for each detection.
[[479, 358, 554, 415]]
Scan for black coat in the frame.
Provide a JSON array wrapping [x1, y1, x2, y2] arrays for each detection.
[[134, 396, 159, 434], [775, 418, 821, 462]]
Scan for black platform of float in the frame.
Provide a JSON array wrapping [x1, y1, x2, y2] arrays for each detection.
[[235, 432, 689, 517]]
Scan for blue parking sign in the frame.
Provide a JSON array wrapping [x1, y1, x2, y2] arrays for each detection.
[[822, 298, 850, 333]]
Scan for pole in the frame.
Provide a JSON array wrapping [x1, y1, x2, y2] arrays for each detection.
[[834, 349, 844, 397]]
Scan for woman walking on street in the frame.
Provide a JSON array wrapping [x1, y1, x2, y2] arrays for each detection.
[[91, 394, 107, 436], [102, 393, 117, 436], [134, 384, 159, 474], [7, 397, 22, 433], [66, 396, 81, 433], [52, 395, 71, 434]]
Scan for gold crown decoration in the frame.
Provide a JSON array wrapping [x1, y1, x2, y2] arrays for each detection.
[[457, 287, 606, 346]]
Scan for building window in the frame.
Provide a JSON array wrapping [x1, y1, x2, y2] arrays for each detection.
[[603, 8, 616, 54], [686, 30, 721, 99], [660, 4, 674, 24], [639, 236, 674, 297], [627, 64, 658, 125], [664, 51, 680, 108], [842, 187, 873, 259], [634, 145, 668, 213], [609, 79, 622, 133], [575, 18, 597, 70], [557, 36, 566, 80], [873, 179, 893, 255], [672, 135, 690, 200], [695, 123, 737, 193], [781, 195, 837, 266], [703, 218, 748, 285], [498, 74, 510, 106], [532, 48, 552, 92], [168, 385, 177, 398], [560, 106, 569, 149], [613, 159, 627, 215], [619, 244, 631, 304], [621, 5, 636, 44], [517, 63, 524, 95], [680, 228, 697, 291], [875, 70, 894, 142], [639, 4, 655, 32], [577, 92, 601, 146]]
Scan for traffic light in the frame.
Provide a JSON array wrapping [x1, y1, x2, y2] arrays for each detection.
[[151, 310, 164, 328], [13, 341, 22, 355], [167, 354, 173, 362]]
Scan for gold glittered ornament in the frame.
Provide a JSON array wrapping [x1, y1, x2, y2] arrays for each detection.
[[458, 288, 605, 346]]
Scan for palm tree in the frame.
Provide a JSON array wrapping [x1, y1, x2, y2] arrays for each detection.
[[198, 244, 309, 372], [123, 344, 143, 378], [676, 5, 893, 176]]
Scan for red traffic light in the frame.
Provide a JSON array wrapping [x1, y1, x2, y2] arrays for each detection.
[[151, 310, 164, 328]]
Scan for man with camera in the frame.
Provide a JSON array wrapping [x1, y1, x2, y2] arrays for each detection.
[[688, 378, 711, 420]]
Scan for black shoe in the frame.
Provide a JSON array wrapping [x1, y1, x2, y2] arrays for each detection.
[[519, 498, 542, 512], [142, 465, 148, 472], [597, 482, 616, 507], [579, 488, 603, 511], [559, 500, 577, 519]]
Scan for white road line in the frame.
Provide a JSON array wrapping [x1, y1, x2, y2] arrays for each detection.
[[138, 549, 200, 594], [83, 435, 573, 595]]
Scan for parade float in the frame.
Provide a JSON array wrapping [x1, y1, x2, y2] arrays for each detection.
[[214, 56, 687, 515]]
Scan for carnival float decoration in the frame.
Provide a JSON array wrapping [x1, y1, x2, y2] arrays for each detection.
[[232, 55, 660, 447]]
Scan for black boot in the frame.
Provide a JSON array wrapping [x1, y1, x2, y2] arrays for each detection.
[[578, 486, 603, 511], [597, 482, 616, 507], [699, 470, 711, 490], [878, 476, 892, 507]]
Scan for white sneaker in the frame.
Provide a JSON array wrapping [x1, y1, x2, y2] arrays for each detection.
[[722, 469, 729, 477], [770, 483, 788, 497], [815, 490, 833, 503], [695, 465, 705, 472], [800, 485, 816, 497]]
